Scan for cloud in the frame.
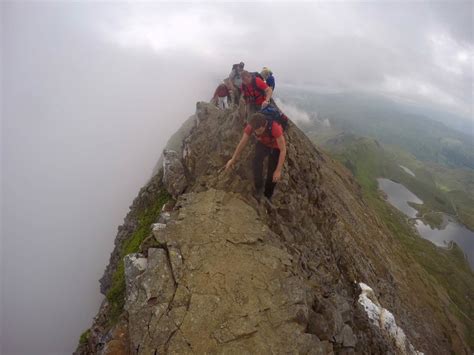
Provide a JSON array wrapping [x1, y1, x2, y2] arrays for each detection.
[[87, 1, 472, 117], [274, 98, 311, 123], [101, 6, 249, 57]]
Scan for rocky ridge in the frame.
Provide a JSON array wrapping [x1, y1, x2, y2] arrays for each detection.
[[77, 102, 471, 354]]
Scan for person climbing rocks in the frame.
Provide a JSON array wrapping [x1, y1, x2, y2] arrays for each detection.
[[225, 112, 286, 201], [240, 70, 273, 122], [212, 82, 230, 109], [228, 62, 245, 104], [261, 67, 275, 91]]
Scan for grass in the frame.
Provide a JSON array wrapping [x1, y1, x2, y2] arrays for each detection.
[[318, 134, 474, 348], [78, 328, 90, 346], [369, 190, 474, 347], [447, 190, 474, 231], [322, 133, 473, 229], [105, 190, 170, 324], [387, 145, 474, 230]]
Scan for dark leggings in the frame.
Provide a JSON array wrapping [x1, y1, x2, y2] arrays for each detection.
[[253, 142, 280, 199]]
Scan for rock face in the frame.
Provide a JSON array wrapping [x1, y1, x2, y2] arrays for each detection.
[[126, 189, 330, 353], [78, 102, 471, 354], [163, 149, 188, 198], [357, 283, 422, 355], [98, 172, 165, 295]]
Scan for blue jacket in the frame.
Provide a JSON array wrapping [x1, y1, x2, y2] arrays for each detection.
[[266, 74, 275, 90]]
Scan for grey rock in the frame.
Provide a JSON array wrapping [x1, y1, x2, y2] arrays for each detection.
[[152, 222, 166, 231], [308, 311, 330, 340], [335, 324, 357, 348], [163, 149, 187, 198], [126, 248, 176, 352], [158, 211, 171, 224], [124, 253, 147, 307]]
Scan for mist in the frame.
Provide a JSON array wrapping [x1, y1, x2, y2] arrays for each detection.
[[1, 3, 220, 354], [1, 2, 472, 354]]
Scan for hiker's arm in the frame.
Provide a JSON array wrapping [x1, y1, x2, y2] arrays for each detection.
[[226, 132, 250, 170], [273, 135, 286, 182], [262, 87, 273, 108], [232, 132, 250, 160]]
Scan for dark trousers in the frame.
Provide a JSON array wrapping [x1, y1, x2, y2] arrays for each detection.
[[253, 142, 280, 199]]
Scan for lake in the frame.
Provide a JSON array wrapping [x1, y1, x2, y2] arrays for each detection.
[[377, 178, 474, 269], [377, 178, 422, 218]]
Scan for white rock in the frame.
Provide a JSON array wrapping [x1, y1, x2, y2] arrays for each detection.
[[358, 282, 424, 355], [158, 212, 171, 224], [125, 253, 148, 273], [152, 223, 167, 231]]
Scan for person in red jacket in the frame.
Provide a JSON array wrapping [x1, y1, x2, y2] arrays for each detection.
[[240, 70, 273, 121], [225, 112, 286, 201], [212, 82, 230, 109]]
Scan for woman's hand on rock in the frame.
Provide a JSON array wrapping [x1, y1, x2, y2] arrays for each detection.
[[225, 159, 235, 171]]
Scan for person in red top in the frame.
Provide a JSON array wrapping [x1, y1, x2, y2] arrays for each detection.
[[225, 113, 286, 201], [240, 70, 273, 121], [212, 82, 230, 109]]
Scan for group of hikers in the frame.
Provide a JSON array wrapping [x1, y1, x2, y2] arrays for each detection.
[[211, 62, 275, 110], [212, 61, 287, 204]]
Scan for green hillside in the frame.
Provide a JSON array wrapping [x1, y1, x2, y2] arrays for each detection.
[[280, 89, 474, 169], [309, 132, 474, 346], [314, 132, 473, 225]]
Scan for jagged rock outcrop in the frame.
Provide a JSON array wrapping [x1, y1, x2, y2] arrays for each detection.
[[357, 283, 423, 355], [98, 172, 166, 295], [152, 115, 196, 176], [163, 149, 188, 198], [78, 101, 471, 354]]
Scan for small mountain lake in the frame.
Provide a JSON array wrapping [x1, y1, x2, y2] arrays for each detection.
[[377, 178, 422, 218], [377, 178, 474, 269]]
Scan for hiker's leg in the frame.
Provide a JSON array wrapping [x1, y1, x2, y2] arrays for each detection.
[[253, 142, 267, 193], [233, 87, 241, 106], [218, 96, 227, 109], [264, 148, 280, 199]]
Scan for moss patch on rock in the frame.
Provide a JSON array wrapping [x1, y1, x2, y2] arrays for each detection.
[[106, 190, 170, 324], [78, 328, 91, 348]]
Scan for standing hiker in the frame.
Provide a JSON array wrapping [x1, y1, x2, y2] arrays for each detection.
[[261, 67, 275, 91], [225, 112, 286, 201], [240, 70, 274, 122], [212, 82, 230, 109], [228, 62, 245, 104]]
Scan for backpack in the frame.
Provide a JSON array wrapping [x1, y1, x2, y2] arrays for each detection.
[[260, 105, 289, 133], [252, 72, 264, 81], [243, 73, 266, 103]]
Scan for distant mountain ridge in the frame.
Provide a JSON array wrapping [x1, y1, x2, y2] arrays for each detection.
[[278, 89, 474, 169]]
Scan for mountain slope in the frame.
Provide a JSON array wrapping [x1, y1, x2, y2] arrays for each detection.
[[77, 102, 471, 354], [312, 132, 473, 341], [278, 89, 474, 169]]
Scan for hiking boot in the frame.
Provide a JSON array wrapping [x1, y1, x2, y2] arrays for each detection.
[[254, 189, 264, 203], [262, 196, 275, 209]]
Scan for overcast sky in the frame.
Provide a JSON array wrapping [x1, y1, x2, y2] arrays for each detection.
[[63, 1, 473, 117], [1, 1, 472, 354]]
